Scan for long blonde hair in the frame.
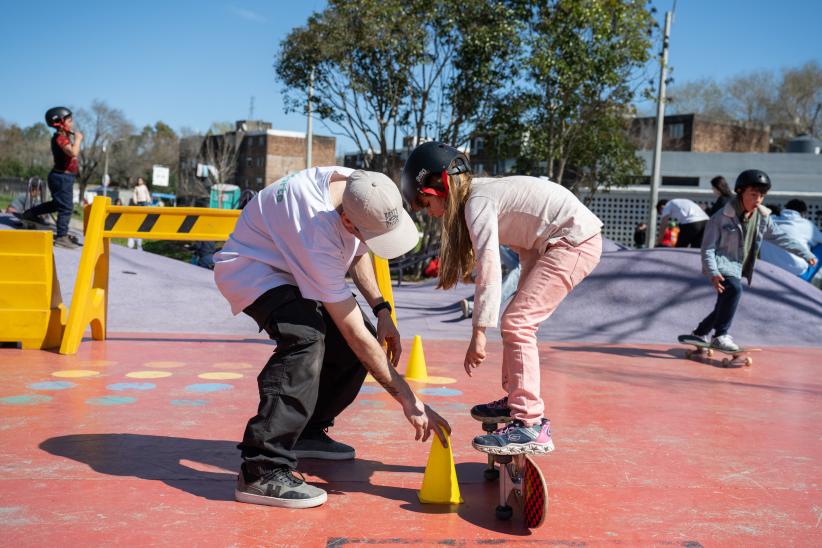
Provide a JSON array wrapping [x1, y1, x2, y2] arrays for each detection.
[[437, 171, 475, 290]]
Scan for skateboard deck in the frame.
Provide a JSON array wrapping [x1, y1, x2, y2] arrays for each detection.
[[12, 212, 53, 230], [474, 418, 548, 528], [677, 335, 760, 367]]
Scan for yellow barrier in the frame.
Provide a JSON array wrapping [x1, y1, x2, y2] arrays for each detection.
[[372, 255, 397, 325], [59, 195, 399, 355], [59, 196, 242, 354], [0, 231, 67, 349]]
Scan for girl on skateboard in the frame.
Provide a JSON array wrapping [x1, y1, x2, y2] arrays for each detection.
[[401, 142, 603, 455], [679, 169, 816, 352]]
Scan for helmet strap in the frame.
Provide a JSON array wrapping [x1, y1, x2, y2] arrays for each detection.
[[440, 170, 450, 199]]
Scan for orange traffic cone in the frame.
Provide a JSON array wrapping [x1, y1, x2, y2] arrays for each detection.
[[404, 335, 429, 382], [418, 431, 462, 504]]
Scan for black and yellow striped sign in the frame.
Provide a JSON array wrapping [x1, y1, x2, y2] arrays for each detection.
[[100, 205, 240, 241]]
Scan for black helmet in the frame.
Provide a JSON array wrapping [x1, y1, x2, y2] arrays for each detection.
[[734, 169, 771, 193], [401, 141, 471, 207], [45, 106, 72, 128]]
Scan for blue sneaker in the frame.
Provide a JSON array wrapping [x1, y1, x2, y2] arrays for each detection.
[[472, 419, 554, 455]]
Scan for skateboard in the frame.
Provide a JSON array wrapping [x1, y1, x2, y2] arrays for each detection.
[[476, 420, 548, 527], [677, 335, 760, 367], [12, 214, 51, 230]]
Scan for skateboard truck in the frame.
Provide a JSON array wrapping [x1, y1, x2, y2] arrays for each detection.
[[481, 421, 500, 481]]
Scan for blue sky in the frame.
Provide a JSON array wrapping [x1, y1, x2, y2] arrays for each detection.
[[1, 0, 820, 154]]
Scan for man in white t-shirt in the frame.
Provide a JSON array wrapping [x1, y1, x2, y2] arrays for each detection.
[[214, 167, 451, 509], [656, 198, 710, 248]]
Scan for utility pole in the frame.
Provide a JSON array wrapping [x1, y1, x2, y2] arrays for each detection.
[[647, 10, 672, 248], [102, 142, 110, 198], [306, 67, 314, 169]]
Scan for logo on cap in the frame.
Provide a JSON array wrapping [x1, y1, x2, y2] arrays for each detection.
[[384, 208, 399, 228]]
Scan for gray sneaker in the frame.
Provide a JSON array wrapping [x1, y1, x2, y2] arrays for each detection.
[[460, 299, 473, 319], [711, 335, 740, 352], [235, 465, 327, 509], [54, 235, 79, 249], [294, 428, 355, 460]]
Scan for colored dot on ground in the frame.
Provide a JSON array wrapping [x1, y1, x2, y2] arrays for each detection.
[[211, 362, 254, 369], [86, 396, 137, 406], [144, 361, 186, 369], [185, 383, 234, 393], [126, 371, 173, 379], [171, 399, 207, 406], [406, 375, 458, 385], [78, 360, 117, 367], [52, 370, 100, 378], [28, 381, 76, 391], [198, 372, 243, 380], [107, 382, 156, 391], [0, 395, 53, 405], [359, 386, 382, 394], [419, 387, 463, 397]]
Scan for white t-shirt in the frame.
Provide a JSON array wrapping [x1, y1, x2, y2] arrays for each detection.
[[213, 166, 367, 315], [661, 199, 709, 225]]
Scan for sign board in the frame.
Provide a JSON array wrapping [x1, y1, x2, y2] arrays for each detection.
[[152, 165, 170, 187]]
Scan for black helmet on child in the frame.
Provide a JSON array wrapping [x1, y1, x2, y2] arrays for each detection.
[[45, 106, 72, 128], [734, 169, 771, 193], [401, 141, 471, 207]]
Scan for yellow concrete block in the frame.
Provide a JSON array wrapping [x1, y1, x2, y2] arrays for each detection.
[[0, 231, 66, 349]]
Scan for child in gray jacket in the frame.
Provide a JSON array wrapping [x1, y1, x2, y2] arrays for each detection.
[[680, 170, 816, 352]]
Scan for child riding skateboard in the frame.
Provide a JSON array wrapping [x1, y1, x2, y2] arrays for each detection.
[[678, 169, 816, 353], [401, 141, 603, 457]]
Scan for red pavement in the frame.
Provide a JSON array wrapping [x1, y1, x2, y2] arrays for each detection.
[[0, 334, 820, 546]]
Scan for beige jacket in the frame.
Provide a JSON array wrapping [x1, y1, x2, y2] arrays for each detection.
[[465, 176, 603, 327]]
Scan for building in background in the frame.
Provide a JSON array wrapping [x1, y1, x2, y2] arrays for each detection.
[[178, 120, 335, 203], [629, 113, 770, 153]]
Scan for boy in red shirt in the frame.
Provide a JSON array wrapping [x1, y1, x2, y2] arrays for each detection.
[[20, 107, 83, 248]]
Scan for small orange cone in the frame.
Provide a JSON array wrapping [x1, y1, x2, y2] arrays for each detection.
[[404, 335, 429, 382], [418, 431, 463, 504]]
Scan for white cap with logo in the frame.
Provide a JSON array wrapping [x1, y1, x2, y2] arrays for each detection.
[[342, 170, 420, 260]]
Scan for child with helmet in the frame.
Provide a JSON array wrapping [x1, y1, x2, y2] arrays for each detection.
[[18, 107, 83, 248], [679, 169, 817, 352], [401, 141, 604, 455]]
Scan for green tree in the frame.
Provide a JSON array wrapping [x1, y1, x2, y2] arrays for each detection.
[[481, 0, 655, 194], [276, 0, 517, 174]]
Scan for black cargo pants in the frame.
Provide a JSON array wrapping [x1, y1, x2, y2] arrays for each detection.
[[239, 285, 374, 473]]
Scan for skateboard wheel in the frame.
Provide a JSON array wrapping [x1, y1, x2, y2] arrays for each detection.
[[495, 504, 513, 520], [744, 357, 753, 367], [721, 358, 730, 367], [706, 349, 714, 357], [484, 468, 499, 481]]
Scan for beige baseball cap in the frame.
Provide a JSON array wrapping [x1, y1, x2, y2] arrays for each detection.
[[342, 170, 420, 259]]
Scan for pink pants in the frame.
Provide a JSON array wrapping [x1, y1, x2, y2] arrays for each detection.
[[500, 233, 602, 425]]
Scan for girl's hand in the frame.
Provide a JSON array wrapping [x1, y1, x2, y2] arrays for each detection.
[[710, 274, 725, 293], [464, 328, 487, 376]]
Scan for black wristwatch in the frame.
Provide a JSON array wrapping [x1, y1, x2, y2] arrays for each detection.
[[372, 301, 392, 317]]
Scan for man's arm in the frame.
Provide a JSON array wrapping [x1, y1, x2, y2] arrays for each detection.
[[323, 296, 450, 445], [348, 252, 401, 366], [764, 217, 814, 261]]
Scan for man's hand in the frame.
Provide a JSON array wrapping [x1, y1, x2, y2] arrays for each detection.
[[464, 328, 487, 376], [376, 310, 401, 367], [808, 257, 817, 266], [710, 274, 725, 293], [402, 399, 451, 447]]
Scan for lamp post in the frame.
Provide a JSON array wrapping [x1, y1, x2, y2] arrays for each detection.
[[102, 142, 110, 198], [647, 10, 673, 248]]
